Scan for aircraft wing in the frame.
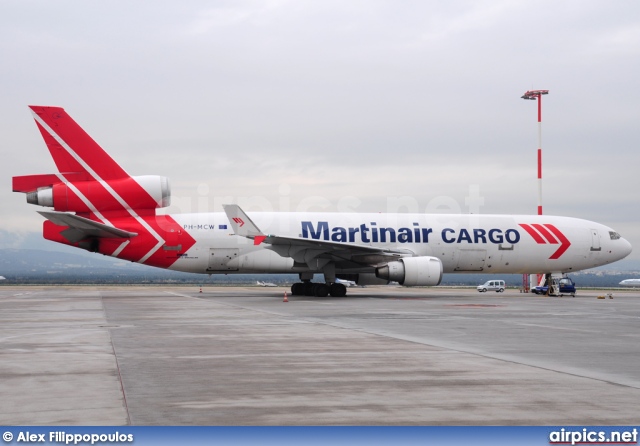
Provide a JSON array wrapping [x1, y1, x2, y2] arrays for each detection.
[[223, 204, 411, 267], [38, 211, 138, 243]]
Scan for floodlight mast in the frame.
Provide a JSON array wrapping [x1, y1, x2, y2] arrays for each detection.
[[521, 89, 549, 293], [521, 90, 549, 216]]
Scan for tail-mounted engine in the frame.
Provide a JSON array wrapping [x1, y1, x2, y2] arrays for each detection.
[[17, 175, 170, 212]]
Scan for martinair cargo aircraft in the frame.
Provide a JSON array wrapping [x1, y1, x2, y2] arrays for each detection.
[[13, 106, 632, 297]]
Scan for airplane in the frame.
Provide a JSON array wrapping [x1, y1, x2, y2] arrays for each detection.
[[257, 280, 278, 287], [619, 279, 640, 287], [12, 106, 633, 297]]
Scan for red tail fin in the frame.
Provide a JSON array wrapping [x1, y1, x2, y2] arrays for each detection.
[[14, 105, 194, 268], [29, 105, 129, 180], [17, 106, 170, 214]]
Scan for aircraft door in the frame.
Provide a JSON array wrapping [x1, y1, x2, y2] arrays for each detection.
[[207, 248, 239, 271], [590, 229, 601, 252], [454, 249, 486, 271], [498, 242, 518, 272]]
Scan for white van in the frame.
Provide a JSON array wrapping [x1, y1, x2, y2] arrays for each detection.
[[477, 280, 505, 293]]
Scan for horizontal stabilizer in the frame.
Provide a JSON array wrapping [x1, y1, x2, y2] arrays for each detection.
[[38, 211, 138, 243]]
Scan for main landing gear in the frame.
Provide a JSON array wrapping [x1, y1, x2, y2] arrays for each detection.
[[290, 281, 347, 297]]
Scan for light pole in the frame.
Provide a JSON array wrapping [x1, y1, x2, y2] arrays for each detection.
[[521, 89, 549, 291], [521, 89, 549, 216]]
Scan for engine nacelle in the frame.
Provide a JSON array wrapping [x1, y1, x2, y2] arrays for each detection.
[[26, 175, 171, 212], [375, 256, 443, 286]]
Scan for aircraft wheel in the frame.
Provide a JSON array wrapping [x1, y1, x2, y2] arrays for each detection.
[[291, 283, 304, 296], [314, 283, 330, 297], [329, 283, 347, 297], [304, 282, 315, 296]]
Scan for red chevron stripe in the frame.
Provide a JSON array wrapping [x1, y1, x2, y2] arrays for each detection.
[[519, 224, 546, 244], [519, 223, 571, 260], [544, 224, 572, 260], [531, 223, 559, 244]]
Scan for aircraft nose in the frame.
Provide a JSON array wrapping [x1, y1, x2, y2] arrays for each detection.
[[618, 237, 633, 259]]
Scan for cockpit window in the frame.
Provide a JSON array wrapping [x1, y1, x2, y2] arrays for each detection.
[[609, 231, 621, 240]]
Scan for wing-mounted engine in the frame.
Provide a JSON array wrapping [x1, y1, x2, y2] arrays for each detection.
[[18, 175, 170, 212], [376, 256, 443, 286]]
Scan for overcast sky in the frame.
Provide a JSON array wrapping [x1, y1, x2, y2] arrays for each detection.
[[1, 1, 639, 265]]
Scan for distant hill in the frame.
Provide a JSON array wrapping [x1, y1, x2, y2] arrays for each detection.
[[0, 248, 637, 287], [0, 249, 296, 285], [441, 271, 640, 288], [0, 248, 150, 276]]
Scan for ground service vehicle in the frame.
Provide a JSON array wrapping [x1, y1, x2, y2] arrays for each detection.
[[533, 277, 577, 297], [477, 280, 506, 293]]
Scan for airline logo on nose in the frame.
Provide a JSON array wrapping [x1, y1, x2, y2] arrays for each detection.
[[519, 224, 571, 259]]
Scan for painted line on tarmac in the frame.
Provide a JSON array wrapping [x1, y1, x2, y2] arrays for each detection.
[[164, 291, 208, 301]]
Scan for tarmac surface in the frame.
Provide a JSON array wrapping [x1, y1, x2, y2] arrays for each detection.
[[1, 285, 639, 425]]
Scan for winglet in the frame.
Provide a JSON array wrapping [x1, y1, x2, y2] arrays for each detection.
[[222, 204, 267, 245]]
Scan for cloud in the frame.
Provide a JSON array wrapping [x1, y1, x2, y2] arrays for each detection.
[[1, 0, 638, 263]]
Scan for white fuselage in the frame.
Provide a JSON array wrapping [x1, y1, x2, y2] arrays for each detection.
[[17, 106, 633, 286], [166, 212, 632, 276]]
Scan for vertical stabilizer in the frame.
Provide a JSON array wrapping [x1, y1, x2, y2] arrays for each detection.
[[29, 105, 129, 180]]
